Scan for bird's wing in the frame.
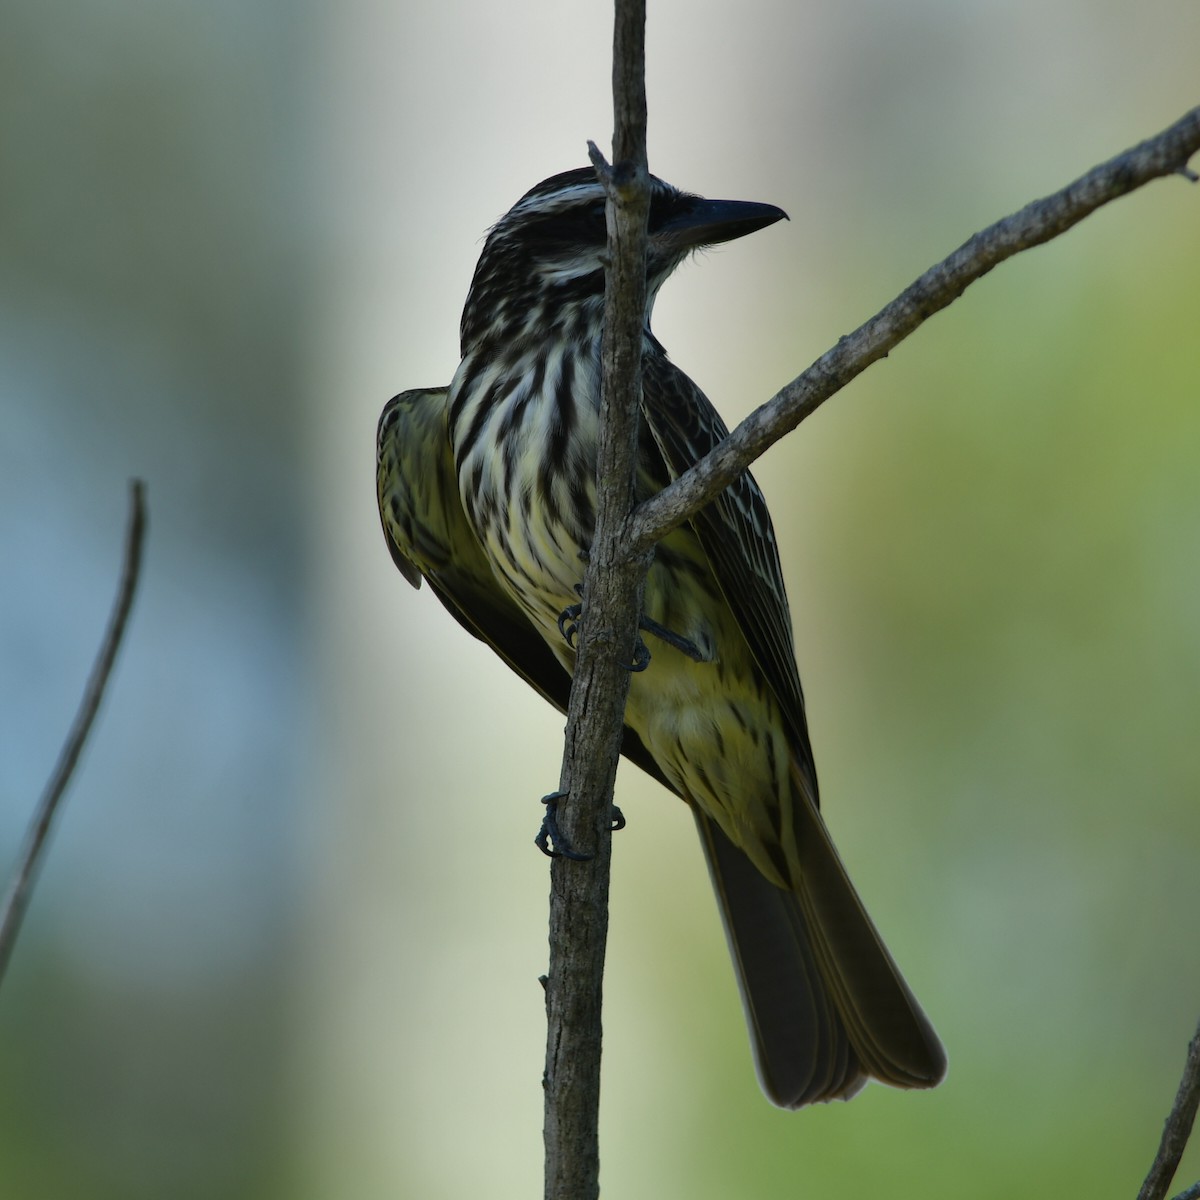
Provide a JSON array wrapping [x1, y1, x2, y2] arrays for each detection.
[[639, 352, 816, 785], [377, 387, 576, 700], [377, 387, 675, 792]]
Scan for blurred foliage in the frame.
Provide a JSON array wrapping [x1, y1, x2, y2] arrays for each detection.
[[1, 1, 308, 1196]]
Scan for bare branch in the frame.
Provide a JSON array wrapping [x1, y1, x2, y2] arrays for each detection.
[[0, 480, 147, 987], [1138, 1017, 1200, 1200], [537, 31, 1199, 1190], [626, 105, 1200, 557], [541, 1, 648, 1197]]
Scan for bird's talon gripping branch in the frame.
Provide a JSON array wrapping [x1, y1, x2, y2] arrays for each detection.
[[557, 604, 582, 649], [624, 637, 652, 672], [556, 585, 586, 649], [535, 791, 593, 861], [535, 794, 626, 858], [559, 593, 702, 669]]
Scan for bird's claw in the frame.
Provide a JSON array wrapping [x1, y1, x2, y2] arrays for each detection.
[[557, 603, 583, 649], [535, 792, 626, 859], [556, 585, 586, 650], [536, 792, 592, 860], [624, 637, 651, 672]]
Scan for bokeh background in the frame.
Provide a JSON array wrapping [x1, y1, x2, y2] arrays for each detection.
[[2, 0, 1199, 1196]]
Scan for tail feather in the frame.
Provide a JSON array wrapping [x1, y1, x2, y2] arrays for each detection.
[[695, 802, 945, 1108]]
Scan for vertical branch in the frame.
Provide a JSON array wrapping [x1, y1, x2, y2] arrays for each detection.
[[541, 1, 648, 1198]]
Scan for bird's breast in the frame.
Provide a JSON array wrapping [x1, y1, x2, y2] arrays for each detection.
[[449, 343, 602, 635]]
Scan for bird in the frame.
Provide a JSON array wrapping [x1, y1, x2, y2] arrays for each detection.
[[377, 166, 946, 1107]]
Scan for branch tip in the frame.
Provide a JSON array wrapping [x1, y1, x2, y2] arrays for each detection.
[[587, 141, 612, 182]]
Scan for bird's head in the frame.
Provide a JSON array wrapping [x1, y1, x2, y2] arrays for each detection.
[[459, 167, 786, 352]]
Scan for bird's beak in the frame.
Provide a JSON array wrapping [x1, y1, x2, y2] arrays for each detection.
[[653, 195, 788, 253]]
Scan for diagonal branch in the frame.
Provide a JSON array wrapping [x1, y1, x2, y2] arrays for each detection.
[[1138, 1017, 1200, 1200], [626, 104, 1200, 557], [0, 479, 147, 987]]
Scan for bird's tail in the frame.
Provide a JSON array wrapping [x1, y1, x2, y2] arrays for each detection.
[[694, 786, 945, 1108]]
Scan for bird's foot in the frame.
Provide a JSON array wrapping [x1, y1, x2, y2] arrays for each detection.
[[535, 792, 591, 860], [557, 589, 703, 671], [535, 792, 625, 860], [637, 615, 710, 663]]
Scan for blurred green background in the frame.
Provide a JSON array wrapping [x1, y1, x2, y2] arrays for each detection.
[[2, 0, 1198, 1196]]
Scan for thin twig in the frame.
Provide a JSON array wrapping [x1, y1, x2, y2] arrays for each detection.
[[625, 104, 1200, 557], [0, 480, 147, 986], [1138, 1017, 1200, 1200], [541, 1, 648, 1197]]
